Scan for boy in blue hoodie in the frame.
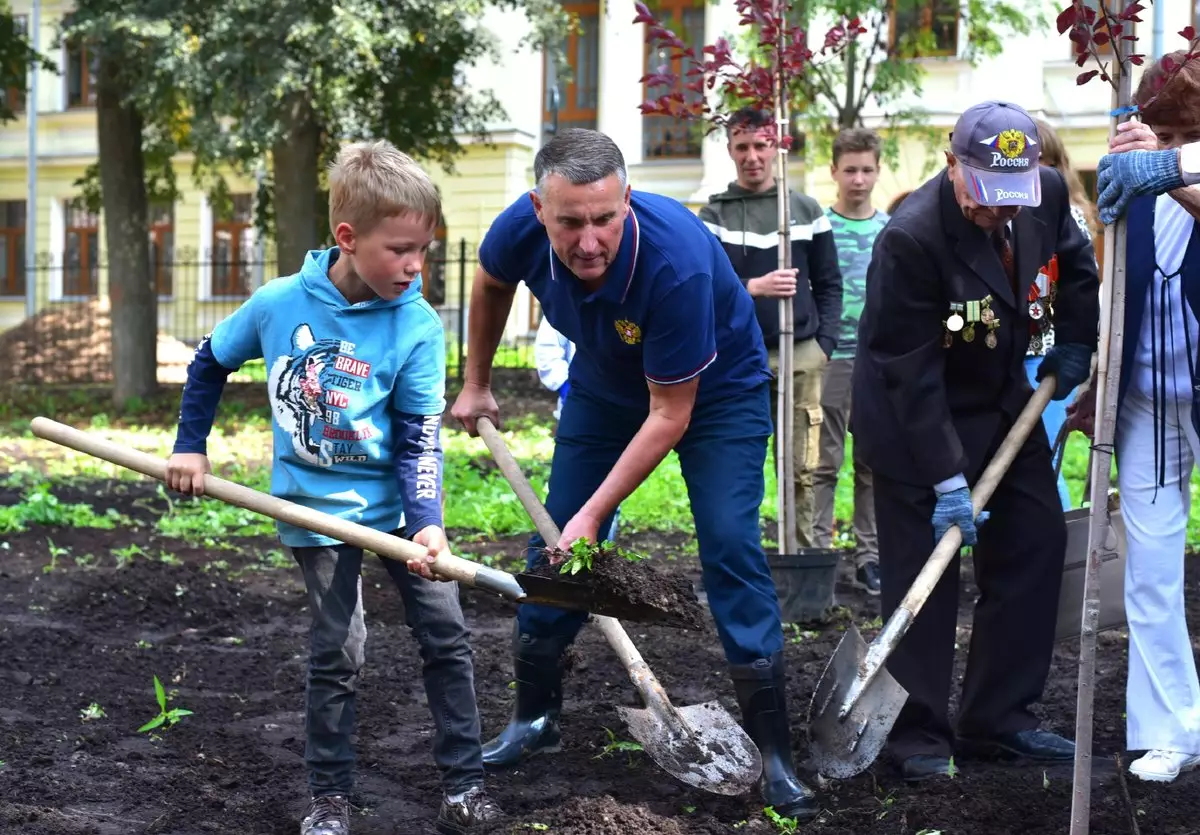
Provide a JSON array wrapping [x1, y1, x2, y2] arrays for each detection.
[[165, 140, 503, 835]]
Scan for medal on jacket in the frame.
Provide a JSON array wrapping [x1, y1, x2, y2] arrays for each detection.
[[985, 330, 998, 349], [963, 323, 976, 343], [1029, 299, 1045, 320], [946, 302, 965, 332]]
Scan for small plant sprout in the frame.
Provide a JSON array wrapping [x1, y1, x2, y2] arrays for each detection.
[[113, 543, 145, 569], [593, 726, 644, 766], [44, 538, 70, 574], [1044, 769, 1050, 790], [559, 538, 596, 576], [521, 825, 549, 832], [763, 806, 799, 834], [137, 675, 193, 734], [80, 702, 106, 722], [946, 756, 959, 779]]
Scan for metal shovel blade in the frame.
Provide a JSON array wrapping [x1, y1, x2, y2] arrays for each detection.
[[515, 573, 695, 629], [807, 624, 908, 779], [617, 700, 763, 796]]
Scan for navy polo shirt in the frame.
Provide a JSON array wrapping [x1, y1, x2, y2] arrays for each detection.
[[479, 189, 771, 411]]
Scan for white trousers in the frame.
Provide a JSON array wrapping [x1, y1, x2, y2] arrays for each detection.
[[1116, 391, 1200, 753]]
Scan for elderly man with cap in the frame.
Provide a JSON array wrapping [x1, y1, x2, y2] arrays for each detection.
[[850, 100, 1099, 782]]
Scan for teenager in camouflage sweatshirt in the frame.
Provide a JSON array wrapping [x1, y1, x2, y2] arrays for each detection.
[[813, 128, 890, 596], [699, 107, 843, 548]]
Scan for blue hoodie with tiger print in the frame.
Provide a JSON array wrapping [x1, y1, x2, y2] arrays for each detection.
[[172, 247, 445, 548]]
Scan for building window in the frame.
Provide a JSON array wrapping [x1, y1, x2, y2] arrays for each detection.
[[65, 29, 97, 109], [64, 199, 99, 296], [890, 0, 959, 57], [149, 201, 174, 297], [642, 0, 706, 160], [1, 15, 28, 113], [543, 1, 600, 137], [0, 200, 25, 297], [212, 193, 254, 297]]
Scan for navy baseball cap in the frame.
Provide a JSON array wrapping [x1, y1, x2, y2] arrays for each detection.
[[950, 100, 1042, 207]]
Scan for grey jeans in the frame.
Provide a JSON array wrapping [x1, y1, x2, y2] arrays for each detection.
[[289, 533, 484, 797], [812, 357, 878, 568]]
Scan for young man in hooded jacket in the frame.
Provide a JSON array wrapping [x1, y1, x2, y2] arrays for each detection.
[[699, 107, 843, 547]]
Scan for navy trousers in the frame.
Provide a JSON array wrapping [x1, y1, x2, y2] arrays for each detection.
[[515, 382, 783, 665]]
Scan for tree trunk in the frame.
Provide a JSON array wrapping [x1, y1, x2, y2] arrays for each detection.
[[271, 92, 322, 277], [96, 49, 156, 405]]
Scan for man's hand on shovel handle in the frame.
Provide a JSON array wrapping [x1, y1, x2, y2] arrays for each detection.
[[450, 382, 501, 437], [166, 453, 211, 496], [931, 486, 989, 547], [407, 525, 450, 581]]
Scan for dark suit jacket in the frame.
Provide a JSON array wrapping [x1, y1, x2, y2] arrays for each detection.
[[851, 166, 1100, 487]]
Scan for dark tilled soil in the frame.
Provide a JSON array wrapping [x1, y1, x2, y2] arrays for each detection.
[[527, 546, 706, 630], [2, 479, 1199, 834]]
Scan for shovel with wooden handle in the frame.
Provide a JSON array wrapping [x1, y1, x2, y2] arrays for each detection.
[[807, 375, 1057, 779], [473, 416, 763, 796], [27, 417, 681, 625]]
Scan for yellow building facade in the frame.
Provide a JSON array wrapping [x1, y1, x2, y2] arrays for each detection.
[[4, 0, 1195, 349]]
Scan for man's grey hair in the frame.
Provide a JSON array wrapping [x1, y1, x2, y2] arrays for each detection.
[[534, 128, 628, 192]]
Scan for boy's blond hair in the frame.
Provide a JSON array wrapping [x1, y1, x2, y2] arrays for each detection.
[[327, 140, 441, 236]]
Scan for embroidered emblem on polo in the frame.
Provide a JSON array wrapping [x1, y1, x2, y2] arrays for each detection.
[[614, 319, 642, 345]]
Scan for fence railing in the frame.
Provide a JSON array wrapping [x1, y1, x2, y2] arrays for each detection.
[[0, 239, 539, 387]]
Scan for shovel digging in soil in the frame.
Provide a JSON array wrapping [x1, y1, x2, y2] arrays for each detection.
[[28, 417, 679, 625], [473, 416, 762, 797], [807, 376, 1057, 780]]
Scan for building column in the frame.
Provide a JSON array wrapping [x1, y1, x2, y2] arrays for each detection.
[[598, 0, 645, 167], [688, 0, 742, 204]]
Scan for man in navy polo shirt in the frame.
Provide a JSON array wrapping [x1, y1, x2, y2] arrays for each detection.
[[449, 128, 818, 820]]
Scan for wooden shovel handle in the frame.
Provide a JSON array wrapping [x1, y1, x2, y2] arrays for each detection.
[[474, 417, 675, 711], [28, 417, 528, 600]]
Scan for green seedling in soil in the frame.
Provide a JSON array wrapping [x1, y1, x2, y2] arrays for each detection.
[[0, 483, 124, 534], [74, 552, 96, 568], [682, 805, 696, 814], [517, 825, 549, 832], [80, 702, 106, 722], [946, 756, 959, 779], [112, 543, 145, 569], [1043, 770, 1050, 790], [787, 624, 820, 644], [135, 639, 153, 649], [43, 538, 69, 574], [594, 726, 643, 766], [557, 539, 650, 576], [137, 675, 193, 734], [158, 551, 183, 567], [763, 806, 800, 834], [876, 790, 897, 820]]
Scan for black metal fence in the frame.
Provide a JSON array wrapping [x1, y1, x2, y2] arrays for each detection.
[[0, 239, 540, 387]]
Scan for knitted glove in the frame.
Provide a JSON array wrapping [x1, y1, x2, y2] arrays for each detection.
[[1036, 343, 1093, 401], [932, 486, 989, 547], [1097, 148, 1184, 225]]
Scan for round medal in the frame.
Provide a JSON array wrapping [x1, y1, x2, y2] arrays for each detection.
[[946, 313, 964, 332], [981, 308, 995, 325], [963, 323, 976, 343], [985, 331, 998, 349], [1029, 300, 1045, 320], [943, 331, 953, 348]]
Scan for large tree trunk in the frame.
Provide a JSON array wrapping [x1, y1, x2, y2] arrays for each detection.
[[271, 92, 322, 277], [96, 49, 156, 405]]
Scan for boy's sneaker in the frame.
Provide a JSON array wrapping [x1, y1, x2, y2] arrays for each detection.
[[1129, 749, 1200, 783], [854, 560, 881, 595], [300, 795, 351, 835], [436, 786, 505, 834]]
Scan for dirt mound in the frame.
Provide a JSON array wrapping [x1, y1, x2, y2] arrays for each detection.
[[518, 795, 730, 835], [0, 297, 196, 385]]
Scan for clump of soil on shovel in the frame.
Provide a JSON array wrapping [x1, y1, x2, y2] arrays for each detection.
[[527, 543, 706, 630]]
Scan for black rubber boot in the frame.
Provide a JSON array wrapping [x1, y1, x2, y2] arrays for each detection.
[[481, 630, 567, 768], [731, 653, 820, 821]]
